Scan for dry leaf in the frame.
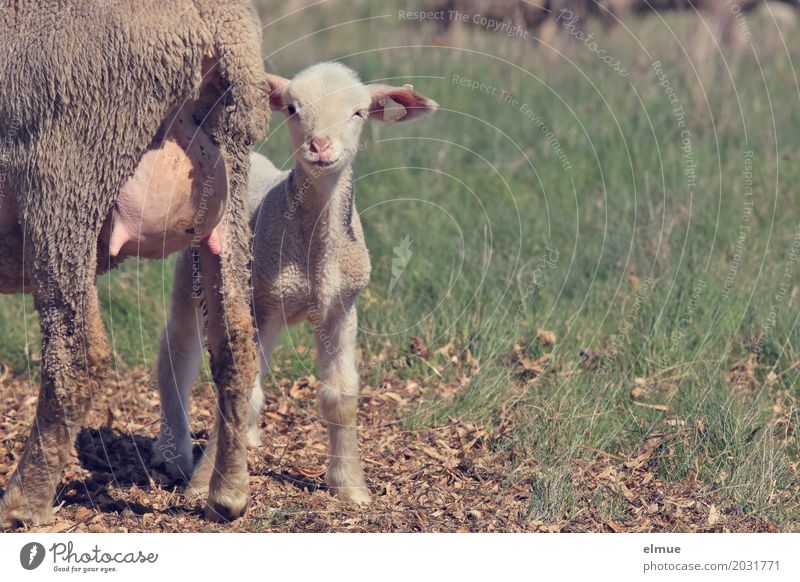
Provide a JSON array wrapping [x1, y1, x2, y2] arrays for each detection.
[[409, 337, 430, 360], [296, 467, 326, 479], [436, 340, 456, 359], [708, 504, 720, 526], [537, 329, 557, 347], [513, 344, 550, 377], [631, 377, 648, 399], [633, 401, 670, 413]]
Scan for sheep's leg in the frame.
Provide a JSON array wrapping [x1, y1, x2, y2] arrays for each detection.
[[187, 318, 279, 492], [315, 304, 371, 506], [182, 5, 266, 522], [247, 319, 283, 447], [153, 249, 205, 482], [187, 227, 257, 522], [246, 372, 266, 447], [0, 235, 109, 529]]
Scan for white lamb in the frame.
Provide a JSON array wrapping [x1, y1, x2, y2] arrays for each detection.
[[153, 62, 438, 505]]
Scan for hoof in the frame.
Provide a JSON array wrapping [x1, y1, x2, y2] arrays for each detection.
[[205, 494, 249, 522], [183, 481, 209, 500], [0, 500, 52, 531], [246, 427, 263, 448], [326, 463, 371, 506], [184, 454, 214, 498], [152, 438, 194, 484], [333, 485, 372, 507]]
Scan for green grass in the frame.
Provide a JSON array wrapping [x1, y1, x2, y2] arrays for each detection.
[[1, 3, 799, 529]]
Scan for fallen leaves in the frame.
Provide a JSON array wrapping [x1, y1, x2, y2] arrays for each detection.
[[537, 329, 557, 347], [289, 376, 319, 399], [296, 467, 326, 479], [631, 377, 648, 399], [571, 433, 774, 533], [0, 349, 788, 533], [624, 434, 665, 470], [707, 504, 721, 526], [513, 344, 551, 379]]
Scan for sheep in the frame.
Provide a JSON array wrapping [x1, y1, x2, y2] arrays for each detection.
[[154, 62, 438, 505], [0, 0, 269, 528]]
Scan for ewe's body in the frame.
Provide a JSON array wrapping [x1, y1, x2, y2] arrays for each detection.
[[0, 0, 269, 528], [156, 63, 437, 505]]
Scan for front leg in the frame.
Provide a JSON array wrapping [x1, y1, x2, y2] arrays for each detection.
[[314, 303, 371, 506]]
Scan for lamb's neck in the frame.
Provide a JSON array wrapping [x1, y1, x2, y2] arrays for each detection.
[[288, 164, 356, 242]]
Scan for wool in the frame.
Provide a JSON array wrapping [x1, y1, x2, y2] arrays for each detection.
[[155, 62, 437, 506], [0, 0, 269, 528]]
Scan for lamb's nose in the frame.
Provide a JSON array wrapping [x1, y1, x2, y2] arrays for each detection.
[[309, 136, 332, 154]]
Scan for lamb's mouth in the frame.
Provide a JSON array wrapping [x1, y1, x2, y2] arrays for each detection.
[[311, 158, 340, 168]]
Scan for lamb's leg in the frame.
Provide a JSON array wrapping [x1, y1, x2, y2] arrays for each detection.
[[247, 319, 282, 447], [0, 234, 109, 529], [188, 225, 257, 522], [315, 304, 371, 506], [153, 249, 204, 481], [246, 369, 266, 448]]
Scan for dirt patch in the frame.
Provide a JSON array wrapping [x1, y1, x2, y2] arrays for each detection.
[[0, 366, 777, 532]]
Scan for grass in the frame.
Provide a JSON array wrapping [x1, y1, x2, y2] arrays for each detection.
[[1, 2, 799, 530]]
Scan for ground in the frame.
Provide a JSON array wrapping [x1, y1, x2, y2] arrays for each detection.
[[0, 360, 781, 532]]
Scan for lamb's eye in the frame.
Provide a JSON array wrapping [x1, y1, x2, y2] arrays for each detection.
[[286, 104, 296, 115], [354, 109, 368, 120]]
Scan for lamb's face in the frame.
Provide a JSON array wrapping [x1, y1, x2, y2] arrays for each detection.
[[279, 63, 371, 174], [265, 63, 439, 175]]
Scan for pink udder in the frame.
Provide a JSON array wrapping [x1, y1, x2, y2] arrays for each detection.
[[104, 105, 228, 260]]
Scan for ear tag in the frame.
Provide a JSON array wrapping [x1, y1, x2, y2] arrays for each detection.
[[383, 97, 407, 123]]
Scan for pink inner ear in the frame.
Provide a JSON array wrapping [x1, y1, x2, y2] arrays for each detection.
[[265, 74, 289, 111], [268, 89, 284, 111], [370, 85, 438, 122]]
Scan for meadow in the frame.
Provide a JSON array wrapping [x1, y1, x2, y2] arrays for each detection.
[[1, 2, 798, 531]]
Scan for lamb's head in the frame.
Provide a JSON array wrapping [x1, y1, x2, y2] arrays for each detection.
[[265, 62, 438, 174]]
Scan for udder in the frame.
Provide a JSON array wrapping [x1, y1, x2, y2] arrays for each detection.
[[0, 101, 228, 293], [100, 103, 228, 260]]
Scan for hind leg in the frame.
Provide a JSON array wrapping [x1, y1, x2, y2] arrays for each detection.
[[153, 249, 205, 481], [0, 230, 109, 529], [246, 318, 283, 447], [188, 312, 282, 497], [185, 229, 257, 522]]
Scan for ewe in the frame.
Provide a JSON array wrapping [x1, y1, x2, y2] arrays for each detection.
[[155, 62, 437, 505], [0, 0, 268, 528]]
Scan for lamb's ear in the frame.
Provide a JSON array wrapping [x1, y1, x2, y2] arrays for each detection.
[[265, 73, 290, 110], [367, 84, 438, 124]]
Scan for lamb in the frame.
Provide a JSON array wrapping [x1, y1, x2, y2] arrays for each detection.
[[154, 62, 438, 504], [0, 0, 269, 528]]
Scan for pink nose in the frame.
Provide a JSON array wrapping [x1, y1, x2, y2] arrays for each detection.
[[309, 136, 333, 161]]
